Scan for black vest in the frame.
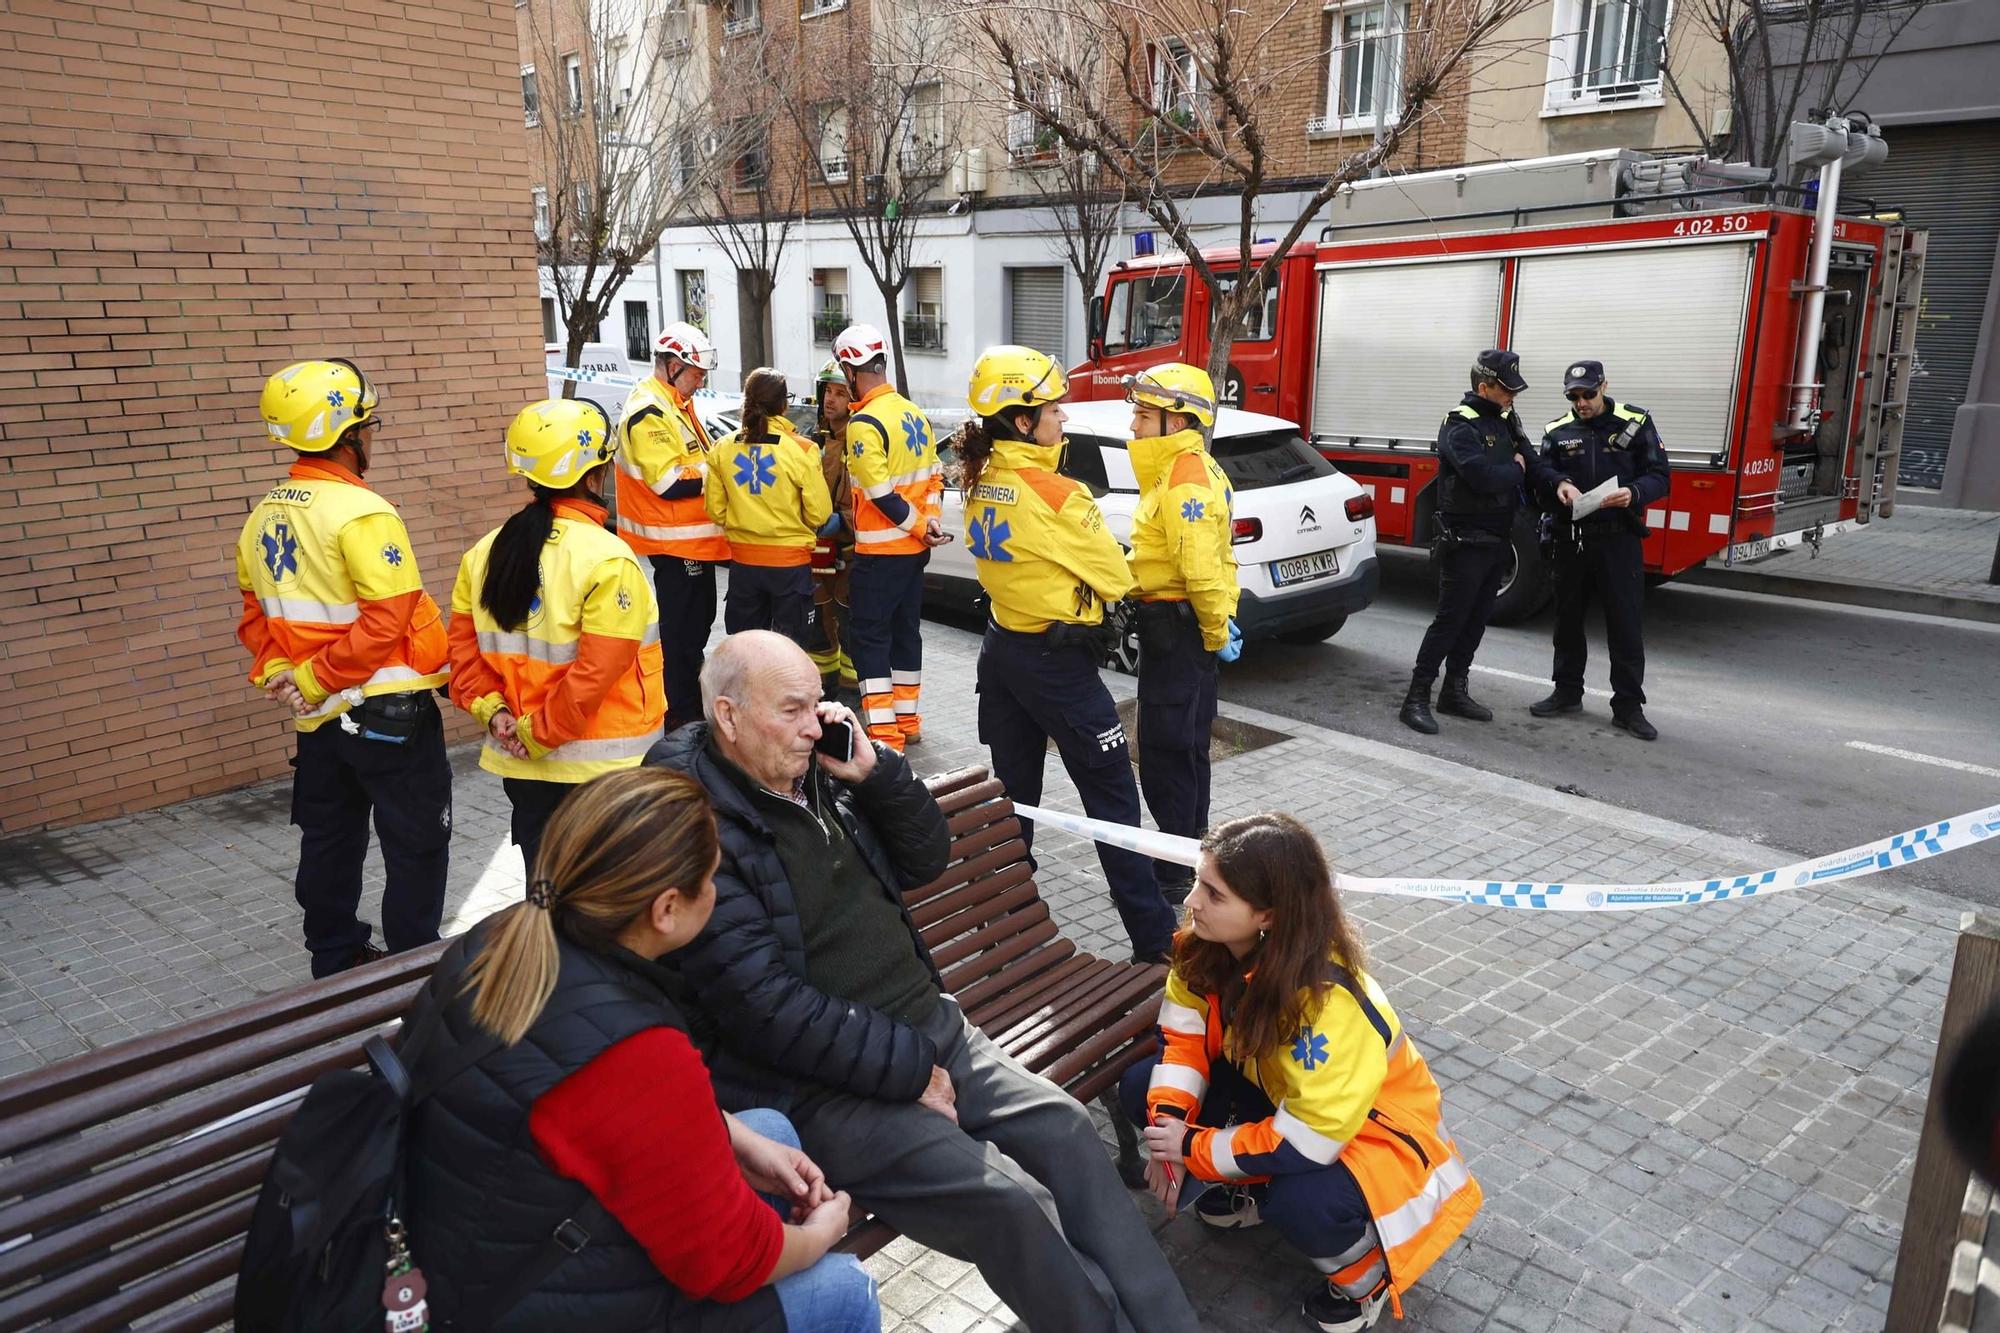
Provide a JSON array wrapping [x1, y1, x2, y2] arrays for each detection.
[[1436, 400, 1523, 520], [403, 929, 784, 1332]]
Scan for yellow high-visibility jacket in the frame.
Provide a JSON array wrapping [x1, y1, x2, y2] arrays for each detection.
[[847, 384, 941, 556], [616, 375, 728, 560], [1127, 429, 1239, 651], [964, 437, 1134, 633], [703, 422, 834, 567]]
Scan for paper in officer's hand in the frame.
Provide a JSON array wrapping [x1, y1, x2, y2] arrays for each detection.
[[1569, 476, 1619, 521]]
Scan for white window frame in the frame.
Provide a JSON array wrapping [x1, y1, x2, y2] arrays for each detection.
[[532, 187, 550, 241], [723, 0, 759, 37], [1006, 60, 1061, 163], [900, 82, 947, 178], [801, 0, 845, 17], [1544, 0, 1671, 116], [521, 65, 540, 127], [562, 52, 583, 115], [816, 102, 850, 182], [661, 0, 692, 52], [813, 268, 848, 345], [1311, 1, 1407, 136], [1151, 39, 1201, 124]]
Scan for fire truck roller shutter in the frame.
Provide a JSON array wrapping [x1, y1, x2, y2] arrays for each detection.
[[1506, 242, 1755, 473], [1311, 260, 1504, 446]]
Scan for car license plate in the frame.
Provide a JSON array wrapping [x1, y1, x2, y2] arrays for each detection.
[[1269, 549, 1339, 587], [1728, 538, 1770, 563]]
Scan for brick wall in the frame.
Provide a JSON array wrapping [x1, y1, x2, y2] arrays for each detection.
[[0, 0, 545, 833]]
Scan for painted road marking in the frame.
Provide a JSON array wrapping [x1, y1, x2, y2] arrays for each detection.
[[1845, 741, 2000, 781], [1469, 663, 1614, 700]]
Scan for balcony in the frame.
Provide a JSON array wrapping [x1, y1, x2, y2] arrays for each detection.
[[820, 156, 850, 183], [899, 143, 947, 178], [722, 3, 760, 37], [1005, 110, 1056, 163], [801, 0, 845, 14], [813, 310, 847, 344], [902, 313, 944, 352]]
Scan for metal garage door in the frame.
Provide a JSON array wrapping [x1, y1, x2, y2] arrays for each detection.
[[1861, 122, 2000, 489], [1006, 267, 1068, 362], [1312, 260, 1504, 445]]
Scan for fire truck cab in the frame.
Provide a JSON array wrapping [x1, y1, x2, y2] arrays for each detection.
[[1071, 149, 1925, 622]]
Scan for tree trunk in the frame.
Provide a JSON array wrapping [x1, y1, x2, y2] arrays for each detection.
[[560, 313, 597, 400], [1205, 283, 1258, 411], [877, 278, 909, 391], [739, 269, 775, 370]]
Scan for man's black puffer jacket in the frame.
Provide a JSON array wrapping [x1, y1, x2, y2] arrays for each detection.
[[645, 723, 952, 1111]]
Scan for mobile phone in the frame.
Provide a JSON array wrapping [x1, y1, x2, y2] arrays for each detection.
[[813, 718, 854, 764]]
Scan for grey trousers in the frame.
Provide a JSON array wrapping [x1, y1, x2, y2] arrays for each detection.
[[789, 997, 1201, 1333]]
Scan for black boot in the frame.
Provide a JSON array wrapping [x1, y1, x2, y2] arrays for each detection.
[[1437, 674, 1492, 722], [1530, 690, 1583, 717], [1398, 676, 1438, 735], [1613, 708, 1658, 741]]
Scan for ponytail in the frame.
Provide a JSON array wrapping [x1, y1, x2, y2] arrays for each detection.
[[462, 768, 719, 1044], [956, 403, 1039, 495], [480, 490, 557, 630], [740, 366, 789, 442]]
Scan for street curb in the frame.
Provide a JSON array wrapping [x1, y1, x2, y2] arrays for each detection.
[[1678, 564, 2000, 624]]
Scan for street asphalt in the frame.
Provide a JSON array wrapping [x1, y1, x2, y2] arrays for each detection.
[[1212, 549, 2000, 909]]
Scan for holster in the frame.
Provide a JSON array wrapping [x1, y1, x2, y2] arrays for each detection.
[[351, 691, 428, 745], [1047, 622, 1114, 657]]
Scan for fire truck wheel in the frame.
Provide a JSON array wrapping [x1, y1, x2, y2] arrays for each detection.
[[1486, 513, 1553, 626], [1274, 615, 1348, 645]]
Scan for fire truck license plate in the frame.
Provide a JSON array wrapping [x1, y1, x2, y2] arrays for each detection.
[[1729, 538, 1771, 562], [1270, 549, 1339, 587]]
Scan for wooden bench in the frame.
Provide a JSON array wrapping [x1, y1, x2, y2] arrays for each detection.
[[0, 765, 1165, 1329]]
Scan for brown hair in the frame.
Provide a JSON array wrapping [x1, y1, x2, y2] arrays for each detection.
[[1170, 812, 1369, 1065], [740, 367, 789, 442], [460, 768, 718, 1044], [954, 402, 1043, 495]]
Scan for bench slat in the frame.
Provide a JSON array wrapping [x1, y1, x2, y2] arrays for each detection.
[[954, 945, 1085, 1019], [903, 825, 1024, 911], [0, 1195, 251, 1331], [53, 1240, 241, 1333], [0, 1154, 266, 1290], [936, 916, 1059, 984], [918, 880, 1042, 956], [908, 852, 1032, 931], [133, 1288, 233, 1333]]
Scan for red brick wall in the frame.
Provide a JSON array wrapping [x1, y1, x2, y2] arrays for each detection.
[[0, 0, 545, 832]]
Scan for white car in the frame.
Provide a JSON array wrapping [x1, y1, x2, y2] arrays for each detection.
[[926, 401, 1380, 668]]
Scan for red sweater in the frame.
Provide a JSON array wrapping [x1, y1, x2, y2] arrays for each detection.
[[528, 1027, 783, 1303]]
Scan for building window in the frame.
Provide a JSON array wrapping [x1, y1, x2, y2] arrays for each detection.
[[625, 300, 652, 362], [723, 0, 759, 37], [1313, 2, 1406, 134], [817, 103, 850, 182], [662, 0, 692, 51], [542, 297, 558, 345], [669, 131, 699, 193], [904, 267, 944, 351], [733, 122, 767, 190], [522, 66, 540, 126], [563, 52, 583, 115], [1547, 0, 1670, 111], [1152, 39, 1201, 124], [901, 83, 947, 177], [813, 268, 848, 344], [801, 0, 845, 16], [678, 270, 708, 332], [532, 187, 550, 241], [1006, 60, 1061, 163]]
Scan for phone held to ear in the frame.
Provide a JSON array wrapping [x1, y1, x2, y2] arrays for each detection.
[[813, 718, 854, 764]]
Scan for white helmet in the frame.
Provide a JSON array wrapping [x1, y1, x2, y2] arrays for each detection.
[[654, 321, 718, 371], [832, 323, 888, 369]]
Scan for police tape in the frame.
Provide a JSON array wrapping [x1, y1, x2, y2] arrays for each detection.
[[1012, 801, 2000, 912], [545, 365, 641, 390]]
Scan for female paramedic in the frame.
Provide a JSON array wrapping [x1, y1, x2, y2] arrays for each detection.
[[448, 398, 667, 874], [705, 368, 833, 645], [1122, 362, 1242, 905], [1119, 813, 1483, 1332], [957, 345, 1178, 964]]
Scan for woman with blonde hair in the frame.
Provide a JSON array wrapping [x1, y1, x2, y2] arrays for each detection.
[[400, 767, 878, 1331], [1120, 813, 1482, 1332]]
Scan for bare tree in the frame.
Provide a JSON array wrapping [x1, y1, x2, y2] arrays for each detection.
[[792, 0, 970, 387], [976, 0, 1539, 387], [526, 0, 767, 385]]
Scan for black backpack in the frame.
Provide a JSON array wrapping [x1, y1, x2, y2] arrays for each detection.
[[234, 971, 610, 1332]]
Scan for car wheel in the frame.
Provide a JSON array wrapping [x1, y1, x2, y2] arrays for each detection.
[[1100, 600, 1141, 675], [1487, 512, 1553, 625], [1273, 615, 1348, 645]]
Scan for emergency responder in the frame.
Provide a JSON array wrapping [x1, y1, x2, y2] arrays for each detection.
[[835, 323, 947, 751], [704, 367, 833, 645], [237, 359, 452, 978], [1526, 360, 1672, 740], [447, 397, 666, 872], [804, 357, 858, 701], [1122, 363, 1241, 905], [1400, 350, 1536, 735], [617, 322, 728, 733], [959, 345, 1178, 964]]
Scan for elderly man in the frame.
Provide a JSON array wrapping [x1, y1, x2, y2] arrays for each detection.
[[645, 631, 1200, 1333]]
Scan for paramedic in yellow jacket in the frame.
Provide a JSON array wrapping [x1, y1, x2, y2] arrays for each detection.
[[448, 397, 665, 873], [1123, 362, 1241, 906], [957, 344, 1177, 964], [617, 321, 727, 732], [236, 359, 452, 979], [1120, 813, 1482, 1332], [833, 323, 947, 750], [703, 367, 833, 647]]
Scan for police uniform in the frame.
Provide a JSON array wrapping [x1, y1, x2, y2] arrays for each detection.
[[1528, 361, 1672, 736], [967, 436, 1178, 962], [236, 361, 451, 978], [705, 418, 833, 646], [1127, 427, 1237, 894], [1403, 352, 1534, 733], [846, 383, 942, 750]]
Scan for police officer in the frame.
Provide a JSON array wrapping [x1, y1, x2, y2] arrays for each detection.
[[617, 322, 727, 733], [804, 357, 858, 701], [835, 323, 948, 751], [236, 359, 452, 977], [1526, 360, 1672, 740], [1400, 350, 1536, 735], [960, 345, 1178, 964], [1122, 362, 1241, 905]]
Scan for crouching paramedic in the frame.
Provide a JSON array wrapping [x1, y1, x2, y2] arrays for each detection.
[[237, 358, 452, 978], [1121, 813, 1481, 1332], [448, 398, 665, 874]]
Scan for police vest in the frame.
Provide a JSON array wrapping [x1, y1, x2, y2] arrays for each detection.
[[1435, 403, 1523, 519], [846, 386, 941, 557], [448, 501, 665, 782], [616, 376, 729, 560], [1541, 401, 1656, 530]]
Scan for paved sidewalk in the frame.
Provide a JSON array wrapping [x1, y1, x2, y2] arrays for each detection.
[[1684, 506, 2000, 622], [0, 618, 1984, 1331]]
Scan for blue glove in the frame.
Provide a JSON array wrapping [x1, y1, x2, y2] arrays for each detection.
[[1217, 618, 1243, 663], [816, 514, 843, 537]]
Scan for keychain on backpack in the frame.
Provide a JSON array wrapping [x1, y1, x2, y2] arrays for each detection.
[[381, 1217, 430, 1332]]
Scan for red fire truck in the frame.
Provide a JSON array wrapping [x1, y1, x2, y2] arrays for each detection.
[[1069, 148, 1926, 620]]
